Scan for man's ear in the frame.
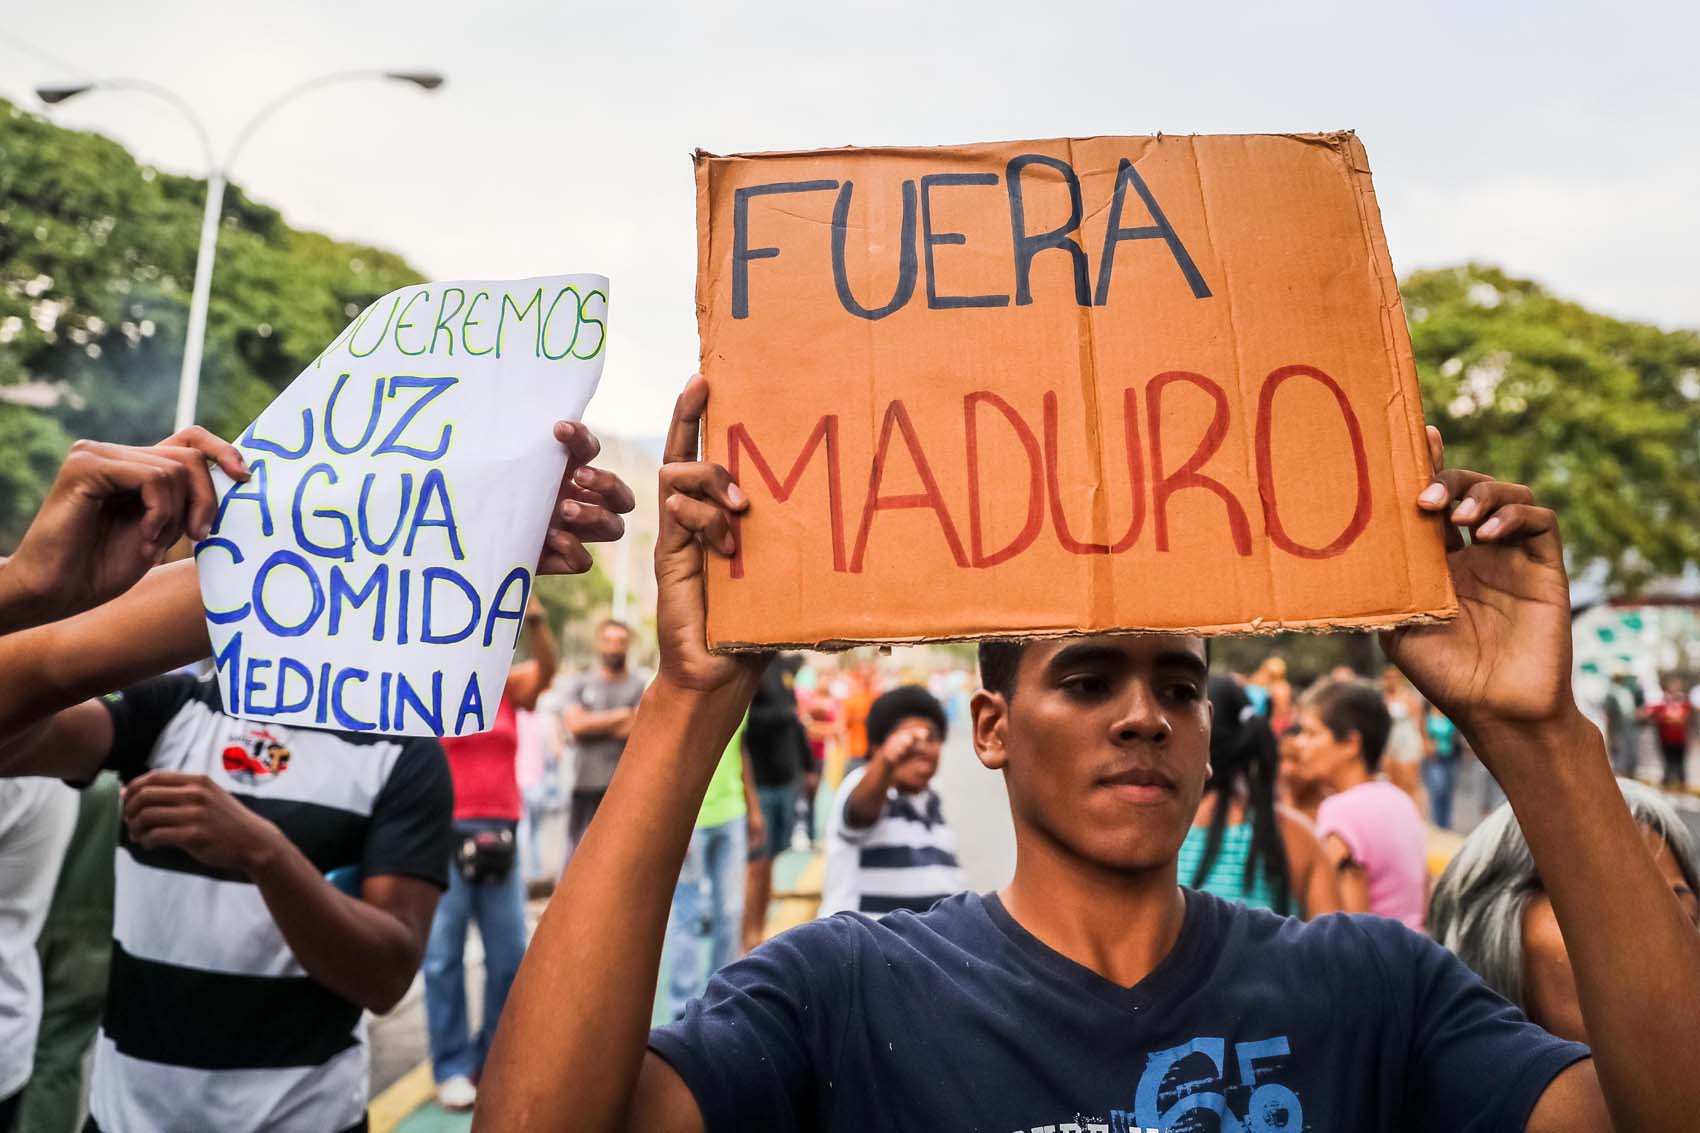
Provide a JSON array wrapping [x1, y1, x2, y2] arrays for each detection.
[[971, 689, 1010, 771]]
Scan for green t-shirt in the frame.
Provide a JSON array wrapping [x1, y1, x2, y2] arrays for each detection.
[[697, 715, 748, 830]]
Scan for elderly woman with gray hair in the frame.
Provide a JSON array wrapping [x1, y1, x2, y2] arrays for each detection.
[[1430, 778, 1700, 1043]]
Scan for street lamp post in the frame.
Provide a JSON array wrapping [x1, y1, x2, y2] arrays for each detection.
[[36, 70, 444, 434]]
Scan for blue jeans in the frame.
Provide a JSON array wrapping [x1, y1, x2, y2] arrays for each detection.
[[751, 783, 799, 861], [1423, 757, 1458, 830], [424, 821, 528, 1082], [664, 817, 746, 1019]]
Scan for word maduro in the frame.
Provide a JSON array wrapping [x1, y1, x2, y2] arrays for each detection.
[[727, 364, 1371, 577]]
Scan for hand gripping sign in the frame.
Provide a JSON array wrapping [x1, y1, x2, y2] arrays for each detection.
[[197, 274, 608, 737], [694, 134, 1456, 648]]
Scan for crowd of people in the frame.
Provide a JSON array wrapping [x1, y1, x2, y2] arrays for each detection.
[[0, 396, 1696, 1131]]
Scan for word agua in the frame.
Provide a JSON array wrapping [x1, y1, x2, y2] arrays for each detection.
[[732, 154, 1209, 321], [198, 371, 527, 736], [727, 364, 1372, 578]]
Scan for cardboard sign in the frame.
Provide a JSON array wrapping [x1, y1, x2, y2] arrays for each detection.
[[694, 133, 1454, 649], [197, 274, 608, 736]]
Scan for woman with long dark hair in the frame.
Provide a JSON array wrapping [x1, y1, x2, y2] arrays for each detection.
[[1177, 677, 1339, 918]]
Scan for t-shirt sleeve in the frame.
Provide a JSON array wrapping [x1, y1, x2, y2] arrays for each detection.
[[830, 766, 879, 845], [1314, 794, 1366, 861], [97, 673, 202, 782], [362, 738, 454, 889], [625, 673, 649, 708], [647, 918, 853, 1133], [1366, 919, 1589, 1131]]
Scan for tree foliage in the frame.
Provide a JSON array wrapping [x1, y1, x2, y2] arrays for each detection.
[[0, 96, 423, 545], [1404, 264, 1700, 589]]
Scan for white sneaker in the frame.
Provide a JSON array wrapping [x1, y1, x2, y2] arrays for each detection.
[[437, 1075, 478, 1111]]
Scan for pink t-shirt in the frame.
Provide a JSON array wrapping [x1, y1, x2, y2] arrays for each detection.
[[1316, 780, 1427, 931]]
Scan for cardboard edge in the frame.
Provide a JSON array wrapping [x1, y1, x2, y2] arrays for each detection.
[[692, 131, 1360, 165], [707, 608, 1458, 654], [1340, 134, 1460, 620]]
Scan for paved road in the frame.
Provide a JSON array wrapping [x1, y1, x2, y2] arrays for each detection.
[[933, 724, 1016, 894]]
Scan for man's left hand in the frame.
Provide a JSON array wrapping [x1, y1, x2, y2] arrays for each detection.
[[1382, 427, 1576, 738], [122, 771, 284, 875]]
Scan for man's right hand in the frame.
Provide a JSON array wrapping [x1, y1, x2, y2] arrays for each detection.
[[872, 726, 924, 775], [0, 427, 248, 633], [653, 375, 767, 694]]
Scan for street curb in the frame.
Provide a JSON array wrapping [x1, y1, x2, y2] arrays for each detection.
[[370, 1059, 437, 1133]]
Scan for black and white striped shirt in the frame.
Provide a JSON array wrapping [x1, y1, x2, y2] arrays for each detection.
[[821, 765, 964, 917], [88, 673, 451, 1133]]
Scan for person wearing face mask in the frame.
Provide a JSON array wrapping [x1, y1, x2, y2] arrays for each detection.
[[818, 686, 963, 918], [1430, 778, 1700, 1043]]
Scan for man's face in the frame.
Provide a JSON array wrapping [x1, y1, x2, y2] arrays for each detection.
[[971, 634, 1210, 873], [598, 625, 630, 670], [1289, 706, 1358, 785]]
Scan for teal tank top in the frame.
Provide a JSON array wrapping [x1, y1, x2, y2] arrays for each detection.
[[1177, 822, 1286, 913]]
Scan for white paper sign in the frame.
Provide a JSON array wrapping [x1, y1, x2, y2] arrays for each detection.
[[196, 274, 608, 737]]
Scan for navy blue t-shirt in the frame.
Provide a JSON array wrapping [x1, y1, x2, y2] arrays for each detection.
[[649, 889, 1587, 1132]]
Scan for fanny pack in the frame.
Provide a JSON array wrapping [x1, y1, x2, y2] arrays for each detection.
[[454, 823, 517, 885]]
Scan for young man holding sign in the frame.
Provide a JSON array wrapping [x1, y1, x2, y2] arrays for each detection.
[[480, 377, 1700, 1133]]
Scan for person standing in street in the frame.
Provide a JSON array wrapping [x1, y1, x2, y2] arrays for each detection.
[[740, 657, 812, 952], [1177, 677, 1338, 918], [1380, 667, 1429, 811], [483, 390, 1700, 1131], [427, 602, 557, 1112], [0, 671, 452, 1133], [1603, 669, 1643, 778], [17, 772, 120, 1133], [1645, 676, 1695, 788], [664, 714, 761, 1019], [819, 685, 964, 918], [0, 778, 75, 1132], [1423, 704, 1463, 830], [1293, 678, 1429, 930], [563, 620, 648, 856]]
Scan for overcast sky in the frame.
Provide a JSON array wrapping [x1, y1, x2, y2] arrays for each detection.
[[5, 0, 1695, 437]]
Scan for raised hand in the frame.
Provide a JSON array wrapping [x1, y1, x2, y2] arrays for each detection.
[[0, 426, 249, 633], [538, 420, 636, 575], [653, 375, 767, 693], [1381, 427, 1576, 735]]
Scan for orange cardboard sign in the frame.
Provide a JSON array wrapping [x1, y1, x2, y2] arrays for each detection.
[[694, 133, 1455, 649]]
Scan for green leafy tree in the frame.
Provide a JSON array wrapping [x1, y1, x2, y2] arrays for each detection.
[[0, 402, 73, 549], [1404, 264, 1700, 589], [0, 96, 424, 544], [533, 566, 620, 667]]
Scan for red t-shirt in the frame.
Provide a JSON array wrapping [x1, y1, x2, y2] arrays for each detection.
[[442, 695, 521, 822], [1651, 696, 1693, 746]]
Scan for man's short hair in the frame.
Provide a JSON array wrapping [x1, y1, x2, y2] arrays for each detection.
[[597, 618, 631, 636], [1304, 679, 1393, 772], [977, 641, 1026, 699], [978, 637, 1210, 700], [867, 686, 949, 749]]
